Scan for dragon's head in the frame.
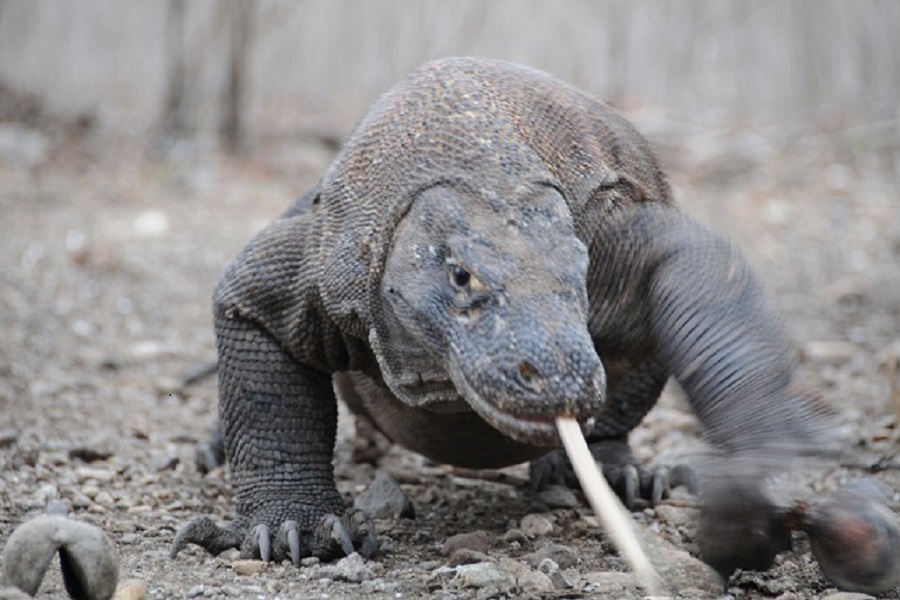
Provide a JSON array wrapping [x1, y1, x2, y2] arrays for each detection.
[[381, 179, 604, 445]]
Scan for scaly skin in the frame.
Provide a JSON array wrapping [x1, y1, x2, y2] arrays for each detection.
[[172, 57, 837, 575]]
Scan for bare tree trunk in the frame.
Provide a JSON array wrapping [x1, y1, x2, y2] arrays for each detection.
[[161, 0, 187, 137], [220, 0, 253, 153]]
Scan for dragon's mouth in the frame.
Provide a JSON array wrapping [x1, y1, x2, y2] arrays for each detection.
[[448, 355, 596, 446]]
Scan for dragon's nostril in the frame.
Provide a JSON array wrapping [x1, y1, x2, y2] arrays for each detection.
[[518, 361, 540, 385]]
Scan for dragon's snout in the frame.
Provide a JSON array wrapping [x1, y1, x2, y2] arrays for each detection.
[[449, 315, 605, 446]]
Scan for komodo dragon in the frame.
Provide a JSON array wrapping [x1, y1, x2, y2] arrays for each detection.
[[172, 57, 836, 577]]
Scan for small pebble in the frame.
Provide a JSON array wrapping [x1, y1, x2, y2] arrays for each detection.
[[516, 568, 555, 593], [502, 528, 528, 545], [113, 578, 147, 600], [353, 472, 415, 519], [34, 484, 59, 505], [537, 557, 558, 574], [94, 491, 115, 507], [232, 559, 266, 575], [219, 548, 241, 561], [525, 543, 579, 569], [75, 466, 116, 483], [322, 552, 374, 582], [360, 579, 398, 595], [581, 571, 639, 594], [68, 490, 93, 509], [819, 593, 877, 600], [520, 513, 554, 537], [536, 485, 580, 508], [442, 530, 489, 555], [654, 504, 692, 527], [772, 593, 804, 600], [447, 548, 489, 567], [453, 562, 516, 590], [548, 566, 578, 590]]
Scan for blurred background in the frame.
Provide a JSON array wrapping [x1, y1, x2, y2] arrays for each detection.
[[1, 0, 898, 172]]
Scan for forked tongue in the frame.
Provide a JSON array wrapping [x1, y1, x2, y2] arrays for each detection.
[[555, 416, 668, 597]]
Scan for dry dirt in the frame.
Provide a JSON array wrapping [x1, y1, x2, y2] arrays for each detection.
[[0, 120, 898, 599]]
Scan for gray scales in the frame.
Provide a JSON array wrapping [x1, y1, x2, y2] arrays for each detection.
[[171, 57, 838, 578]]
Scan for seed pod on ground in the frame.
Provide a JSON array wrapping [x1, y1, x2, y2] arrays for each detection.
[[2, 513, 119, 600]]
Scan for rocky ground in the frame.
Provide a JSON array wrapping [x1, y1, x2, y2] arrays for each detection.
[[0, 117, 898, 599]]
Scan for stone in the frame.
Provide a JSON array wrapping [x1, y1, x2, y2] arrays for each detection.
[[517, 568, 555, 593], [447, 548, 489, 567], [582, 571, 640, 595], [324, 552, 375, 583], [453, 562, 516, 591], [524, 543, 580, 569], [502, 528, 528, 545], [232, 560, 266, 575], [819, 593, 877, 600], [353, 472, 415, 519], [113, 578, 147, 600], [537, 557, 558, 574], [442, 530, 489, 555], [520, 513, 554, 537], [639, 528, 724, 594], [654, 504, 693, 527], [536, 485, 580, 508]]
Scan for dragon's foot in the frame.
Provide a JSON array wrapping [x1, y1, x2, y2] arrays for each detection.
[[171, 507, 377, 565], [697, 482, 791, 578], [529, 438, 697, 509], [2, 503, 119, 600], [797, 480, 900, 594]]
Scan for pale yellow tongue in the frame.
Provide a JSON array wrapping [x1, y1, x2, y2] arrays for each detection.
[[555, 416, 666, 597]]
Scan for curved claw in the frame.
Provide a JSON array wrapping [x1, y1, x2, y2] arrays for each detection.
[[171, 515, 243, 559], [530, 447, 697, 511], [649, 466, 669, 505], [621, 464, 639, 510], [175, 507, 378, 566], [276, 520, 302, 566], [529, 451, 573, 492], [3, 514, 118, 600], [313, 514, 355, 561], [243, 524, 271, 562], [345, 508, 378, 558]]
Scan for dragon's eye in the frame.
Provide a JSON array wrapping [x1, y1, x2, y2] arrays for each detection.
[[449, 265, 471, 289]]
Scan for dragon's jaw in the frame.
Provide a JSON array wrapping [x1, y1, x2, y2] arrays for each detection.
[[447, 353, 601, 446]]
